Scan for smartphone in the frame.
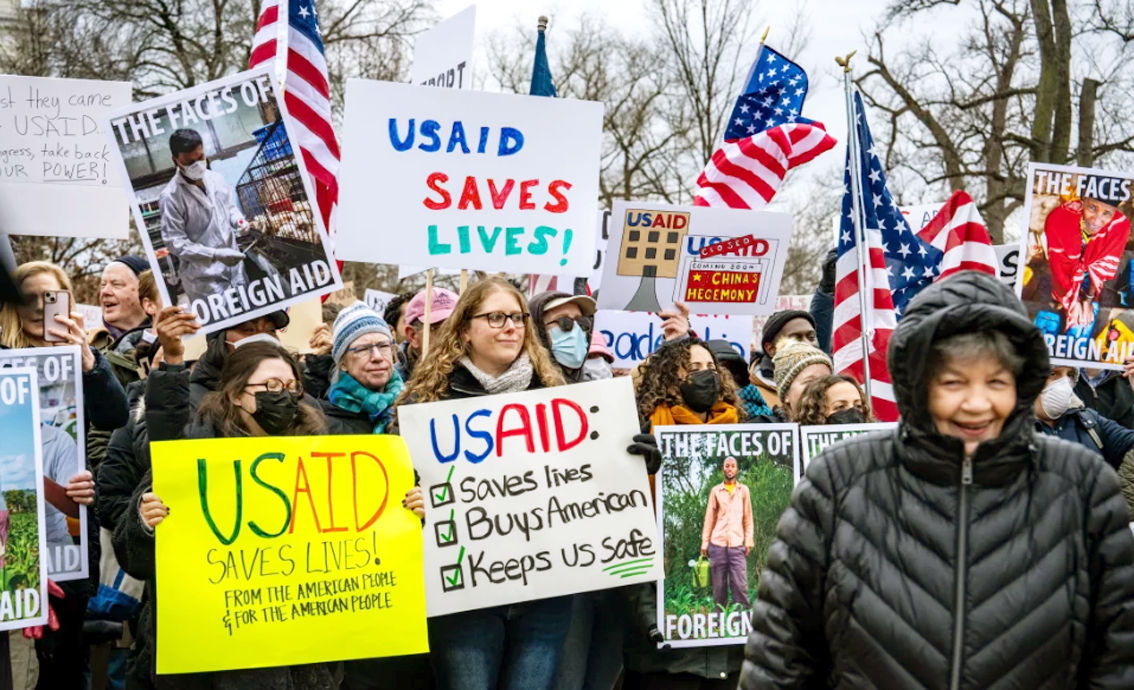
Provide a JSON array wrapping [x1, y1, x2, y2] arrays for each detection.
[[42, 290, 71, 343]]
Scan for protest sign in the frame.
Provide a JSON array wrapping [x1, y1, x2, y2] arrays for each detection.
[[751, 295, 810, 351], [899, 203, 1018, 286], [597, 202, 792, 316], [994, 244, 1019, 287], [594, 311, 753, 368], [337, 80, 603, 276], [76, 303, 104, 332], [275, 297, 323, 355], [799, 423, 897, 476], [411, 5, 476, 90], [0, 367, 50, 632], [104, 66, 343, 336], [1017, 163, 1134, 369], [0, 75, 131, 239], [654, 423, 798, 647], [0, 347, 88, 581], [364, 289, 398, 316], [398, 378, 661, 617], [529, 210, 611, 296], [150, 435, 427, 674]]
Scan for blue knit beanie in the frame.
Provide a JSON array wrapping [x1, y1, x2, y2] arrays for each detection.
[[332, 301, 393, 365]]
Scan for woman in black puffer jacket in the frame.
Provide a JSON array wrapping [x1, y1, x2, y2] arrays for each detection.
[[741, 270, 1134, 690]]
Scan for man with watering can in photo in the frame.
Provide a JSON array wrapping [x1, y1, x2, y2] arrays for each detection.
[[700, 456, 753, 612]]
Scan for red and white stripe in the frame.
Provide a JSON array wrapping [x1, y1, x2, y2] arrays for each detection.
[[249, 0, 341, 253], [916, 190, 998, 280], [693, 123, 837, 209]]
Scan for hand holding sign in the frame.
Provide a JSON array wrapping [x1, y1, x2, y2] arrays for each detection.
[[140, 492, 168, 528], [659, 301, 690, 341]]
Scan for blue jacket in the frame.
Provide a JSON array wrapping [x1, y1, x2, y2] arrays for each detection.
[[810, 286, 834, 355], [1035, 407, 1134, 470]]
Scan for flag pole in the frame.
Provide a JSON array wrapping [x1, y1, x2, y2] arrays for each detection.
[[837, 52, 873, 400]]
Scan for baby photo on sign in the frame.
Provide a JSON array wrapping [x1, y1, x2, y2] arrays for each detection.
[[1019, 163, 1134, 368], [104, 66, 341, 335]]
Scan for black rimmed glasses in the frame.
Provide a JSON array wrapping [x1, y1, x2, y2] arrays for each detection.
[[245, 379, 303, 395], [470, 312, 530, 329]]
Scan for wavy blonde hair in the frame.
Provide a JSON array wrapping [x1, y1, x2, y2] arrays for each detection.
[[0, 261, 73, 349], [398, 276, 565, 403]]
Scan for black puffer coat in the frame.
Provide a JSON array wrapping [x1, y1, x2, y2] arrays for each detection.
[[741, 271, 1134, 690]]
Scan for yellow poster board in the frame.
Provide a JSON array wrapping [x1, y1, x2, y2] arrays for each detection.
[[151, 435, 427, 674]]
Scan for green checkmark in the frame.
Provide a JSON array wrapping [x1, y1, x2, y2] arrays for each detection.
[[444, 546, 466, 587], [434, 466, 456, 503], [440, 510, 456, 543]]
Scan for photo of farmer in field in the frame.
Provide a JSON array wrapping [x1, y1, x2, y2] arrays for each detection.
[[655, 424, 797, 647]]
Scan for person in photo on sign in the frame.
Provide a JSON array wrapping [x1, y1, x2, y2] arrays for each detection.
[[1033, 365, 1134, 470], [0, 260, 129, 689], [701, 456, 753, 613], [741, 271, 1134, 690], [771, 339, 834, 423], [748, 310, 819, 409], [792, 375, 876, 426], [157, 128, 249, 308], [395, 277, 571, 690], [396, 287, 459, 382]]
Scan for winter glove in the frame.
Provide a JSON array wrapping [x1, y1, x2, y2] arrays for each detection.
[[627, 434, 662, 474], [213, 248, 246, 267], [819, 247, 839, 293], [22, 579, 64, 639]]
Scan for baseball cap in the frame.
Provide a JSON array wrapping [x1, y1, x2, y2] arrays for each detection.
[[404, 287, 459, 326], [539, 293, 597, 317]]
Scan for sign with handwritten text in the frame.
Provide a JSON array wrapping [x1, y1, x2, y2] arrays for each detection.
[[0, 75, 131, 239], [595, 310, 754, 368], [398, 378, 661, 617], [151, 435, 427, 674], [411, 5, 476, 90], [799, 423, 897, 477], [337, 80, 603, 275]]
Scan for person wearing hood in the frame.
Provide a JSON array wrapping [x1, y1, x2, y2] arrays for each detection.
[[749, 310, 819, 408], [741, 271, 1134, 690], [529, 291, 599, 383], [705, 340, 773, 420], [790, 375, 875, 426], [1034, 365, 1134, 469]]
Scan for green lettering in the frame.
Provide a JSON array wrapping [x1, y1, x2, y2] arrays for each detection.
[[198, 458, 242, 546], [248, 452, 292, 538]]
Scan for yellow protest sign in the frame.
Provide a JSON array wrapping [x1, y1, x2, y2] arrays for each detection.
[[151, 435, 427, 674]]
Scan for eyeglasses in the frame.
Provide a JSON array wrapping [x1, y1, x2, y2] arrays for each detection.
[[346, 342, 394, 359], [470, 312, 529, 329], [245, 379, 303, 395], [544, 315, 593, 333]]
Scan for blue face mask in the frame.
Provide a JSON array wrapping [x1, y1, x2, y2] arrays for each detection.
[[550, 326, 589, 369]]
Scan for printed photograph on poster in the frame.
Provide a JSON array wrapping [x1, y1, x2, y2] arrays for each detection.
[[0, 347, 88, 582], [597, 202, 792, 316], [0, 367, 50, 632], [799, 423, 897, 476], [594, 310, 753, 368], [654, 423, 798, 647], [104, 66, 342, 336], [1017, 163, 1134, 368]]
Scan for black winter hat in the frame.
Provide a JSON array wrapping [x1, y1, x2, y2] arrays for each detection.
[[111, 255, 149, 276], [761, 309, 815, 349]]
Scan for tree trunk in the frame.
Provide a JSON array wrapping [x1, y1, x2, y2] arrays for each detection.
[[1078, 78, 1099, 167]]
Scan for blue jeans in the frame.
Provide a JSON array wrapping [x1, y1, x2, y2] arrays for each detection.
[[552, 591, 626, 690], [429, 595, 574, 690]]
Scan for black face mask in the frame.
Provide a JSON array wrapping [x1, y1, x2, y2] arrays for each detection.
[[680, 370, 721, 413], [826, 408, 865, 425], [251, 390, 300, 435]]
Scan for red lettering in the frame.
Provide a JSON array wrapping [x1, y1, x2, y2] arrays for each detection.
[[655, 213, 669, 229], [312, 451, 348, 533], [551, 398, 588, 452], [752, 239, 769, 256], [288, 456, 323, 534], [496, 403, 535, 456], [351, 451, 389, 532], [673, 214, 688, 230], [423, 172, 451, 210], [458, 176, 483, 210], [519, 179, 538, 210], [488, 179, 515, 209], [544, 180, 571, 213], [534, 402, 551, 453]]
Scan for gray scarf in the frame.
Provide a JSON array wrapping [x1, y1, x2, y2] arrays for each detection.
[[460, 353, 534, 395]]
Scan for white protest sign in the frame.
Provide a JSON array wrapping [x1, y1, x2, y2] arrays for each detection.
[[993, 244, 1018, 287], [751, 295, 810, 351], [398, 377, 661, 617], [338, 81, 603, 276], [597, 202, 792, 316], [411, 5, 476, 90], [76, 304, 104, 333], [0, 76, 131, 239], [531, 210, 610, 295], [364, 289, 398, 315], [396, 266, 462, 281], [800, 423, 897, 475], [594, 310, 753, 368]]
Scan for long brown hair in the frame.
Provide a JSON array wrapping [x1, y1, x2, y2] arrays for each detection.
[[398, 277, 565, 403], [635, 337, 744, 425], [197, 341, 325, 436], [793, 374, 875, 425], [0, 262, 73, 349]]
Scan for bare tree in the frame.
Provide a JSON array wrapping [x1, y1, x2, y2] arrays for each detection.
[[10, 230, 143, 304]]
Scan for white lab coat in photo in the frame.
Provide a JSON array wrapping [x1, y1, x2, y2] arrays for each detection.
[[158, 168, 248, 304]]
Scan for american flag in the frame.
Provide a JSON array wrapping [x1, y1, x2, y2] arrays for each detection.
[[694, 45, 836, 208], [249, 0, 341, 250], [833, 91, 996, 421]]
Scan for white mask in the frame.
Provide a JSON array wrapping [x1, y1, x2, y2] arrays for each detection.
[[1040, 376, 1075, 420], [180, 160, 207, 181], [583, 357, 612, 381]]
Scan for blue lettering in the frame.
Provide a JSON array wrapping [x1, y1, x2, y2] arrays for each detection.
[[447, 121, 470, 153], [498, 127, 524, 156], [477, 126, 490, 154], [463, 409, 494, 463], [418, 119, 442, 152], [388, 118, 414, 151], [430, 415, 460, 463]]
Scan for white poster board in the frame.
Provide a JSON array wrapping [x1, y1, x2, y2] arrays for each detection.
[[799, 423, 897, 475], [594, 310, 753, 368], [398, 378, 661, 617], [411, 5, 476, 90], [597, 202, 792, 316], [364, 288, 398, 315], [0, 76, 131, 239], [338, 80, 603, 276]]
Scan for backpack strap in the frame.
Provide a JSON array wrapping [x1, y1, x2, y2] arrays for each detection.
[[1076, 409, 1105, 450]]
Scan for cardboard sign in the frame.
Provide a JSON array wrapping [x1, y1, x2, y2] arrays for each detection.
[[104, 66, 343, 337], [1016, 163, 1134, 369], [594, 311, 753, 368], [411, 5, 476, 90], [0, 367, 50, 631], [151, 435, 427, 674], [799, 423, 897, 476], [597, 202, 792, 316], [654, 424, 799, 647], [364, 289, 398, 316], [398, 378, 661, 617], [0, 348, 88, 581], [337, 81, 603, 276], [275, 297, 324, 355], [0, 75, 131, 239]]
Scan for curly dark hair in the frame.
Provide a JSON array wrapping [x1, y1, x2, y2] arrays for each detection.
[[636, 337, 746, 425], [792, 374, 874, 425]]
